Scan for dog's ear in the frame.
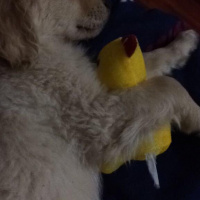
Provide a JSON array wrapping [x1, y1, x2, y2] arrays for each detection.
[[0, 0, 38, 68]]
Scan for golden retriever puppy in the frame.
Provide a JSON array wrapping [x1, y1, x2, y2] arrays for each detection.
[[0, 0, 199, 199]]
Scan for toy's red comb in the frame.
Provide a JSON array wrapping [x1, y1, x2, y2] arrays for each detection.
[[121, 35, 137, 57]]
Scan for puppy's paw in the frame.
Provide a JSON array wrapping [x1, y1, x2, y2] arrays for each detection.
[[169, 30, 199, 67], [180, 105, 200, 134], [178, 30, 199, 53]]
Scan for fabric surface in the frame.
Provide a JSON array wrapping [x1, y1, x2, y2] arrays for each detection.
[[81, 0, 200, 199]]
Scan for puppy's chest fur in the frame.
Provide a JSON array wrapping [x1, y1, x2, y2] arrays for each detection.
[[0, 42, 113, 167]]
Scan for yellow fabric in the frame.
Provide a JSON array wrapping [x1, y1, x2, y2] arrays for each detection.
[[97, 38, 146, 89], [101, 125, 171, 174], [98, 37, 172, 174]]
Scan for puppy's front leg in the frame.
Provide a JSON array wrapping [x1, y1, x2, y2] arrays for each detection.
[[101, 76, 200, 163], [143, 30, 199, 79]]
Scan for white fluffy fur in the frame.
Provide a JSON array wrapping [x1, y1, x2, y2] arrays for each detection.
[[0, 0, 199, 199]]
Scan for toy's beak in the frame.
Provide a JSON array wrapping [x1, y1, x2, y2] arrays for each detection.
[[121, 35, 138, 57]]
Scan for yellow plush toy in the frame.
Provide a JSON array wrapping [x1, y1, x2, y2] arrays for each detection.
[[97, 35, 172, 188]]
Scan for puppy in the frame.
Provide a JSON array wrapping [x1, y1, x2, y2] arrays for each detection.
[[0, 0, 199, 199]]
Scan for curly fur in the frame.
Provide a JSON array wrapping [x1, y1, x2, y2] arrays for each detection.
[[0, 0, 199, 199]]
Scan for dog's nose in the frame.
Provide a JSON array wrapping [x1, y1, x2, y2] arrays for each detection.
[[104, 0, 113, 9]]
